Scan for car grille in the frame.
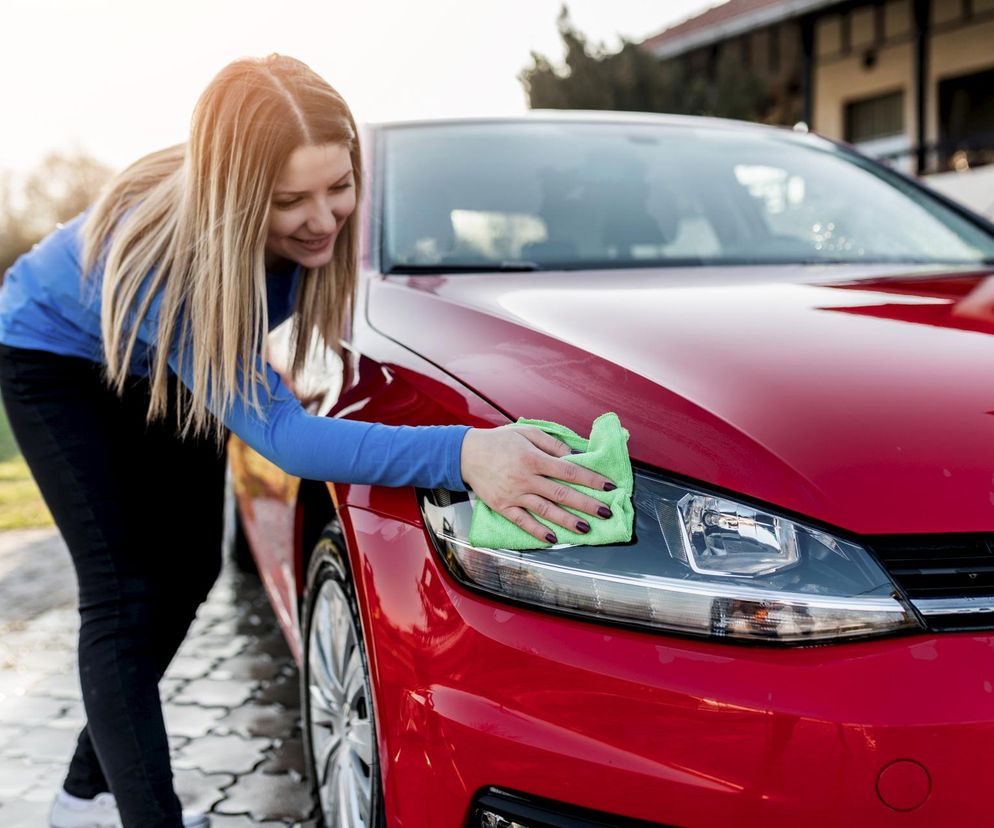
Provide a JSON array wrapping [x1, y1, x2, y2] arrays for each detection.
[[866, 534, 994, 631]]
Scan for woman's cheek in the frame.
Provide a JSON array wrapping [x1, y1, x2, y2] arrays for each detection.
[[276, 210, 300, 236], [271, 211, 301, 239], [337, 189, 358, 218]]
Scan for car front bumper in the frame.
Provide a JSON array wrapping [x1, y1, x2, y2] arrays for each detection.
[[341, 505, 994, 828]]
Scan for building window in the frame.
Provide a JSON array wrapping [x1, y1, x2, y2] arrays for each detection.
[[939, 67, 994, 170], [844, 90, 909, 171], [845, 90, 905, 143]]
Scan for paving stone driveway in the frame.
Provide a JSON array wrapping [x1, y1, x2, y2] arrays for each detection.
[[0, 527, 318, 827]]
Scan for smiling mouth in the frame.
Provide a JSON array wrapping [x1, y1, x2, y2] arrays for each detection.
[[293, 235, 333, 250]]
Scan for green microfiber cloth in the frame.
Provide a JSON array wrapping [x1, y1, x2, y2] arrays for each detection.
[[468, 411, 634, 550]]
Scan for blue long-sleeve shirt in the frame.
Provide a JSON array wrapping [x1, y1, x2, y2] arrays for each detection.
[[0, 214, 470, 489]]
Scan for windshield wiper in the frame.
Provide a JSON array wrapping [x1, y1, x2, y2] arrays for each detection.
[[386, 260, 543, 274]]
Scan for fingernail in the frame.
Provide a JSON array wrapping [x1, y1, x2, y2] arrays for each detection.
[[597, 506, 612, 518], [570, 448, 583, 454], [603, 482, 617, 491], [576, 520, 590, 533], [545, 532, 557, 544]]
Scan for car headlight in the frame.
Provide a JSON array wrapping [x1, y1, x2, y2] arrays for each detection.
[[418, 471, 922, 644]]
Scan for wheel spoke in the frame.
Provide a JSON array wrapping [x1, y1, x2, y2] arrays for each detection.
[[308, 638, 340, 716], [331, 592, 355, 679], [347, 718, 373, 767], [317, 728, 342, 786], [336, 751, 353, 826], [315, 598, 345, 697], [318, 736, 339, 828], [316, 640, 343, 700], [321, 784, 335, 828], [343, 651, 365, 706], [349, 749, 373, 821]]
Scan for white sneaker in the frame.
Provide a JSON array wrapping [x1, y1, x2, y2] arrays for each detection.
[[49, 791, 121, 828], [49, 789, 210, 828]]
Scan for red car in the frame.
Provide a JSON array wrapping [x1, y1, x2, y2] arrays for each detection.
[[228, 112, 994, 828]]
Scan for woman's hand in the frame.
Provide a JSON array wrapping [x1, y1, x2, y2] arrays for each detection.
[[459, 425, 617, 545]]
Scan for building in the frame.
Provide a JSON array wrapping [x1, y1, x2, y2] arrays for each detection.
[[642, 0, 994, 216]]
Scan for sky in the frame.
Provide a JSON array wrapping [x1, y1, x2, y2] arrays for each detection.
[[2, 0, 720, 173]]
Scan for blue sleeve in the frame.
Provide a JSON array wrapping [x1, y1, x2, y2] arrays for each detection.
[[136, 310, 470, 489], [214, 358, 472, 489], [8, 220, 471, 489]]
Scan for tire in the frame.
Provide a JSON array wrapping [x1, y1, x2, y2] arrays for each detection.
[[301, 524, 386, 828]]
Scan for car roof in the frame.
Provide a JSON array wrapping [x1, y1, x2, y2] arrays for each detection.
[[365, 109, 808, 138]]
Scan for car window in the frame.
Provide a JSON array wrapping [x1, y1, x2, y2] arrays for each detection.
[[381, 121, 994, 271]]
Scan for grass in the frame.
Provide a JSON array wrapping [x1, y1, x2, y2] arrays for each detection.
[[0, 401, 53, 530]]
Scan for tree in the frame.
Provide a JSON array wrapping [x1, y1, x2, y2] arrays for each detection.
[[0, 172, 35, 280], [0, 149, 113, 278], [519, 6, 771, 122]]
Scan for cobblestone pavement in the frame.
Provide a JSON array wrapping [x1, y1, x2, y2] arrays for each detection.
[[0, 527, 318, 827]]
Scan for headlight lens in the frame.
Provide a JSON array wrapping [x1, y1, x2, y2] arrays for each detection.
[[419, 472, 921, 644]]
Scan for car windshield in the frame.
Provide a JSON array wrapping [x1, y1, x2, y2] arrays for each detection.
[[381, 120, 994, 272]]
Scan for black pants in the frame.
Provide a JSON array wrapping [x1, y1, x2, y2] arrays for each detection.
[[0, 344, 226, 828]]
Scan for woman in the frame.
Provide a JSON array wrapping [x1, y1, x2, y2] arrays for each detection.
[[0, 55, 616, 828]]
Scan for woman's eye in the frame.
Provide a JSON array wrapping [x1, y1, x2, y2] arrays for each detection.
[[273, 183, 350, 208]]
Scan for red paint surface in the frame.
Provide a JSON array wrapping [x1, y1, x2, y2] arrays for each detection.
[[340, 503, 994, 827], [367, 266, 994, 534], [238, 260, 994, 826], [232, 122, 994, 827]]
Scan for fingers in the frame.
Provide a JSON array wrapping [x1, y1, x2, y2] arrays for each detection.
[[501, 505, 560, 546], [515, 425, 576, 458], [501, 485, 613, 545], [518, 494, 600, 536], [527, 480, 613, 523], [529, 448, 617, 493]]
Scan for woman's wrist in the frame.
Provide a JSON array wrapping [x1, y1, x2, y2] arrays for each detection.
[[459, 427, 478, 492]]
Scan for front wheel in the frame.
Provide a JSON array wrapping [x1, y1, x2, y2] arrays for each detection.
[[301, 524, 386, 828]]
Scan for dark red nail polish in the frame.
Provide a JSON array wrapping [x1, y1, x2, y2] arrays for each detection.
[[570, 448, 583, 454], [603, 482, 617, 491], [576, 520, 590, 533], [545, 532, 557, 544], [597, 506, 612, 518]]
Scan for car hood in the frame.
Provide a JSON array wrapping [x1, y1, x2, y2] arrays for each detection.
[[367, 265, 994, 535]]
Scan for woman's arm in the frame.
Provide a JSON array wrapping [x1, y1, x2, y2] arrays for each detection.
[[131, 314, 616, 544], [222, 358, 470, 488]]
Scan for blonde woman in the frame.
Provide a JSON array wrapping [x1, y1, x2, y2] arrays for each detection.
[[0, 55, 616, 828]]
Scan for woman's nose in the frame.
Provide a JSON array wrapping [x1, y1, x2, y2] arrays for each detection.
[[305, 201, 336, 235]]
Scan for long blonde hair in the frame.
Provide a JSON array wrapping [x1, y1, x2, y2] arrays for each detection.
[[81, 54, 362, 441]]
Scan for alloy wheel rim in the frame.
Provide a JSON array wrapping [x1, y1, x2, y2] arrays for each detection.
[[307, 577, 375, 827]]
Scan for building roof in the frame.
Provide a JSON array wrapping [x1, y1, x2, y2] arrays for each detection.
[[642, 0, 839, 59]]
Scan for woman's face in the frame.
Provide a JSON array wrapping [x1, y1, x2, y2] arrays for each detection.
[[265, 142, 356, 269]]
